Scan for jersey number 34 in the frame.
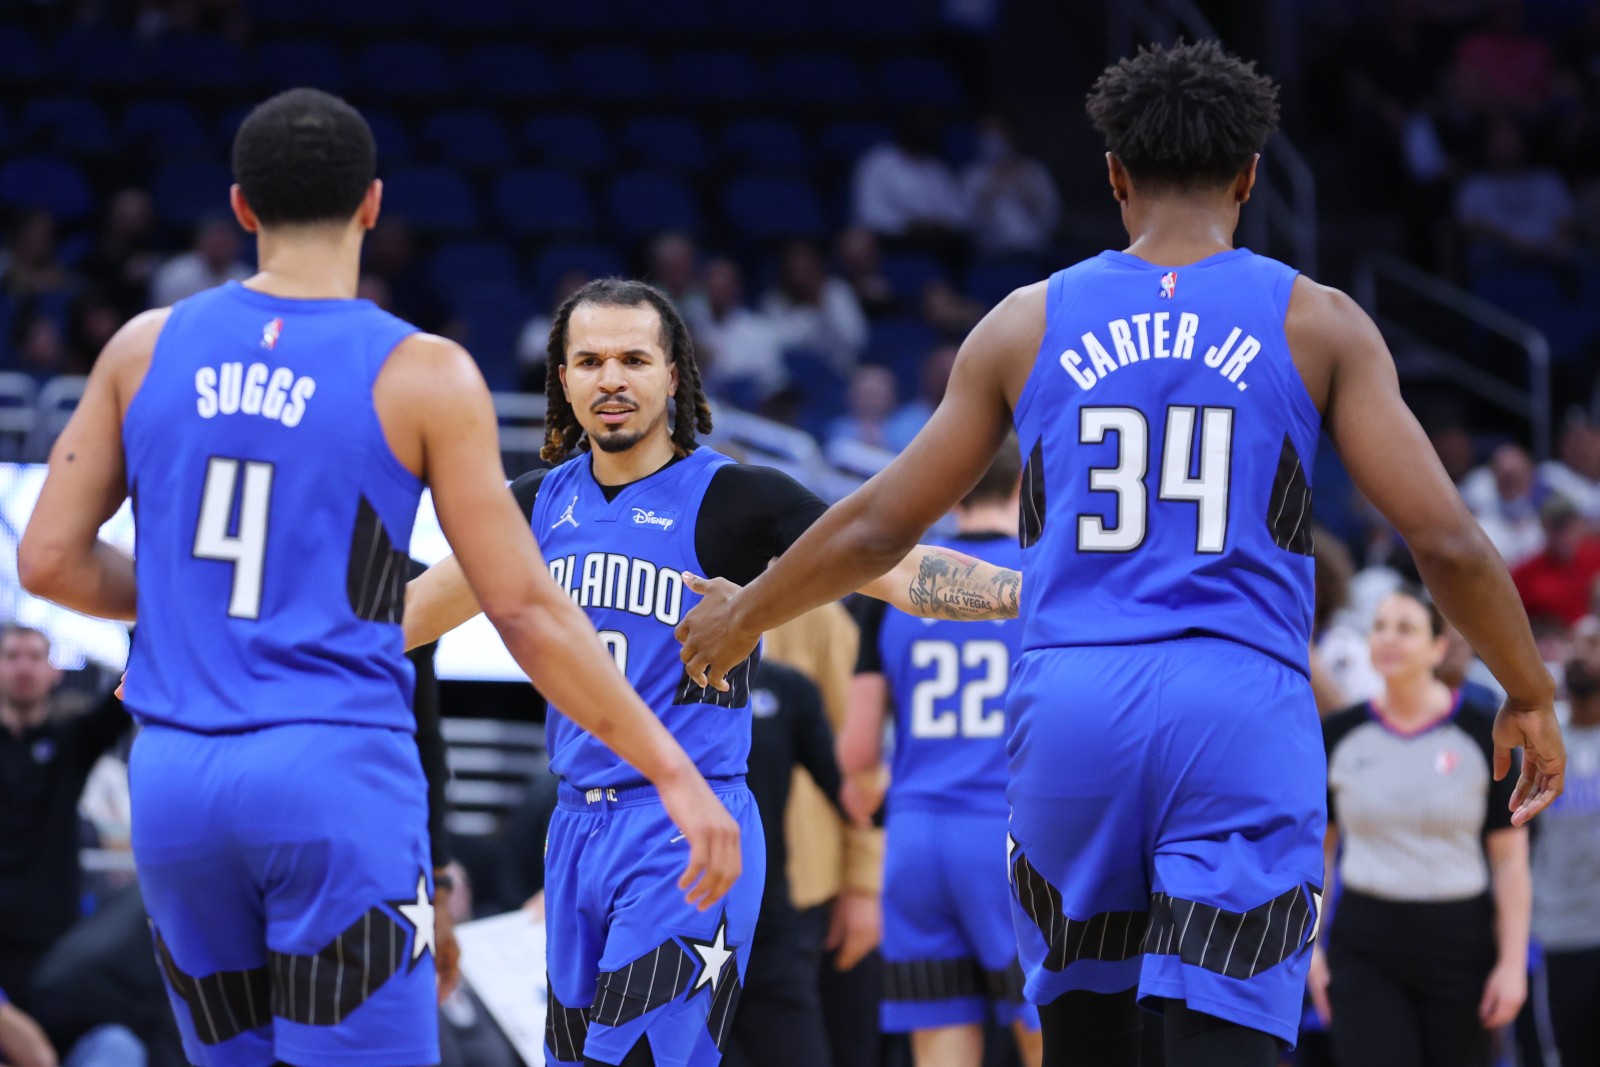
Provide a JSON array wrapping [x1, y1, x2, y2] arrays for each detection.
[[1078, 405, 1233, 554]]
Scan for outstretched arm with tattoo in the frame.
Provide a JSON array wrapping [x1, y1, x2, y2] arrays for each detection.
[[859, 544, 1020, 622]]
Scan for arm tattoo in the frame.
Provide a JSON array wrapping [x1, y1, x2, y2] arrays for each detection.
[[906, 548, 1021, 621]]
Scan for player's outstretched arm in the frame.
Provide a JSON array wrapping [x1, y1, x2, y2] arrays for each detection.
[[19, 309, 167, 621], [857, 544, 1020, 621], [676, 285, 1040, 688], [402, 555, 479, 650], [1304, 280, 1562, 823], [383, 334, 740, 908]]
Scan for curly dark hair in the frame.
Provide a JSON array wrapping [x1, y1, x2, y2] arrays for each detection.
[[1085, 39, 1280, 192], [541, 278, 713, 464], [232, 88, 376, 226]]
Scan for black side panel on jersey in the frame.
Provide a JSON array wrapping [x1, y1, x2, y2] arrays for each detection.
[[347, 496, 408, 624], [1020, 438, 1046, 549], [1266, 434, 1314, 556]]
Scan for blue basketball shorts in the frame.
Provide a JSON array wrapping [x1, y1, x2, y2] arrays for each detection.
[[1004, 640, 1326, 1048], [543, 777, 765, 1067], [129, 722, 438, 1067], [881, 805, 1040, 1033]]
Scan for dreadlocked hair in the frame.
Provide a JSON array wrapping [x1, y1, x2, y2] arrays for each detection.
[[1085, 39, 1280, 193], [541, 277, 714, 464]]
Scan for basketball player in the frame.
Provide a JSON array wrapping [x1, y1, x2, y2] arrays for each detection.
[[839, 440, 1042, 1067], [402, 277, 1022, 1067], [675, 41, 1566, 1067], [17, 89, 738, 1067]]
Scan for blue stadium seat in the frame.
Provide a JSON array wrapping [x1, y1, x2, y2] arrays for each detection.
[[530, 242, 624, 304], [327, 0, 425, 30], [382, 167, 481, 232], [723, 175, 826, 241], [966, 259, 1044, 308], [151, 161, 234, 227], [458, 44, 557, 102], [717, 0, 818, 38], [819, 0, 925, 37], [942, 121, 978, 168], [879, 252, 946, 303], [427, 240, 519, 306], [364, 109, 418, 166], [664, 49, 765, 105], [867, 316, 939, 379], [769, 51, 865, 106], [0, 156, 93, 221], [877, 55, 965, 108], [450, 286, 531, 391], [422, 109, 512, 169], [564, 47, 659, 103], [20, 96, 114, 156], [606, 171, 700, 238], [435, 0, 529, 31], [527, 0, 619, 33], [493, 168, 595, 237], [120, 100, 210, 157], [53, 29, 150, 89], [523, 114, 613, 172], [245, 0, 326, 31], [154, 35, 252, 91], [0, 27, 46, 85], [721, 118, 812, 173], [621, 117, 711, 173], [621, 0, 716, 33], [819, 120, 892, 167], [255, 39, 348, 94], [356, 42, 451, 99]]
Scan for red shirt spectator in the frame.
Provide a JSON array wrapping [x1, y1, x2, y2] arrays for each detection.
[[1512, 495, 1600, 624]]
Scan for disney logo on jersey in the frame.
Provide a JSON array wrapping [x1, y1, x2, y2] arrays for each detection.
[[631, 508, 676, 531], [195, 362, 317, 428]]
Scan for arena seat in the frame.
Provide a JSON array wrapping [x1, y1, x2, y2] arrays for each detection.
[[621, 116, 712, 173], [523, 113, 614, 172], [382, 166, 481, 232], [458, 44, 558, 102], [720, 118, 813, 173], [422, 108, 513, 169], [0, 156, 93, 221], [723, 174, 827, 240], [493, 168, 596, 237], [607, 170, 701, 238], [20, 96, 114, 156]]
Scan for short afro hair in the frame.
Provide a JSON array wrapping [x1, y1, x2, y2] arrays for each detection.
[[232, 88, 376, 226], [1086, 39, 1280, 192]]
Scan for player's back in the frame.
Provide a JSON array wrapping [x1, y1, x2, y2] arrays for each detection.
[[1012, 248, 1318, 672], [122, 281, 423, 732], [878, 532, 1022, 813]]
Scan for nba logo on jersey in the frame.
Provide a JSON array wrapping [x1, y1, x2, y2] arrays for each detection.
[[260, 317, 283, 350], [1159, 271, 1177, 299], [1433, 748, 1460, 776]]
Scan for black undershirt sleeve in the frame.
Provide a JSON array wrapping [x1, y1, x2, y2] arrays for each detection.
[[693, 464, 830, 587], [849, 596, 888, 674], [510, 468, 549, 521]]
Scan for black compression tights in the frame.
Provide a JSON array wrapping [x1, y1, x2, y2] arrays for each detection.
[[1038, 990, 1279, 1067], [584, 1035, 656, 1067]]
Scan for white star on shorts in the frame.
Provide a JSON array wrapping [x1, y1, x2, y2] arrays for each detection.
[[395, 875, 435, 963], [687, 919, 734, 994]]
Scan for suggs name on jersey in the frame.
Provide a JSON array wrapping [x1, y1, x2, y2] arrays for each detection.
[[195, 363, 317, 428], [1059, 312, 1262, 394], [548, 552, 685, 625]]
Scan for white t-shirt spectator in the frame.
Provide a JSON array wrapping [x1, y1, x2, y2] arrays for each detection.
[[693, 307, 788, 399], [853, 145, 965, 237], [1455, 168, 1573, 249], [150, 253, 250, 307], [762, 278, 867, 374], [962, 156, 1059, 257]]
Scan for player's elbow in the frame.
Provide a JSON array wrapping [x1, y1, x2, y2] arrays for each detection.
[[1407, 521, 1498, 581], [17, 531, 69, 600]]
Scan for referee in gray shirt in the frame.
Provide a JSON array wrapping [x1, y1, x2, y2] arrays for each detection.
[[1310, 588, 1529, 1067]]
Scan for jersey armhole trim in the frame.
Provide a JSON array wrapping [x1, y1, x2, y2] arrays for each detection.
[[1265, 268, 1324, 443], [367, 328, 425, 496], [1010, 269, 1066, 432]]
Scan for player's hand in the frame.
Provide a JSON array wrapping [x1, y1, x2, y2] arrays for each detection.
[[839, 770, 884, 828], [657, 765, 742, 911], [523, 890, 546, 921], [676, 573, 759, 694], [0, 1002, 58, 1067], [1307, 945, 1332, 1025], [1478, 960, 1526, 1030], [826, 889, 882, 972], [434, 880, 460, 1005], [1492, 698, 1566, 825], [114, 672, 125, 701]]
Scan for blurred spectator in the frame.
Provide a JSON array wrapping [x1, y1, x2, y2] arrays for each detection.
[[763, 241, 868, 375], [0, 211, 73, 302], [1436, 622, 1506, 709], [1314, 526, 1383, 707], [834, 227, 897, 318], [727, 659, 844, 1067], [433, 866, 520, 1067], [647, 232, 708, 326], [1428, 423, 1477, 484], [1512, 493, 1600, 625], [363, 219, 445, 333], [961, 115, 1059, 258], [920, 278, 984, 339], [827, 366, 899, 451], [11, 318, 78, 383], [883, 344, 957, 450], [1454, 0, 1560, 117], [67, 296, 123, 370], [1454, 119, 1574, 271], [1542, 411, 1600, 519], [515, 267, 591, 392], [355, 273, 392, 310], [148, 216, 250, 308], [852, 110, 966, 242], [79, 191, 160, 318], [1460, 442, 1548, 565], [1532, 615, 1600, 1067], [692, 258, 787, 403], [0, 627, 129, 1010]]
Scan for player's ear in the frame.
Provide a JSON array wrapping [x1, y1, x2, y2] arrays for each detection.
[[668, 358, 679, 395], [229, 185, 260, 234], [558, 361, 571, 401], [1236, 155, 1260, 205], [359, 179, 383, 231], [1105, 153, 1130, 203]]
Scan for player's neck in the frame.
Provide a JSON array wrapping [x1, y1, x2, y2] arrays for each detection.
[[589, 429, 678, 487], [1377, 672, 1451, 724], [0, 698, 47, 736], [246, 225, 363, 300], [1121, 197, 1238, 267]]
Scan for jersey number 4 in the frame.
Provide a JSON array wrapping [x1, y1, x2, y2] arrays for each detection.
[[1077, 405, 1233, 553], [193, 457, 274, 620], [909, 639, 1008, 739]]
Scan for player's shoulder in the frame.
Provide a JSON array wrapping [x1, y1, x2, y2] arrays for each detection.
[[102, 306, 172, 407], [508, 467, 551, 519], [1285, 275, 1380, 352]]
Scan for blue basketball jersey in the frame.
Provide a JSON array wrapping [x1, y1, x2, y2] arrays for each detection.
[[531, 447, 752, 788], [877, 533, 1022, 815], [1012, 249, 1319, 673], [122, 282, 423, 733]]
